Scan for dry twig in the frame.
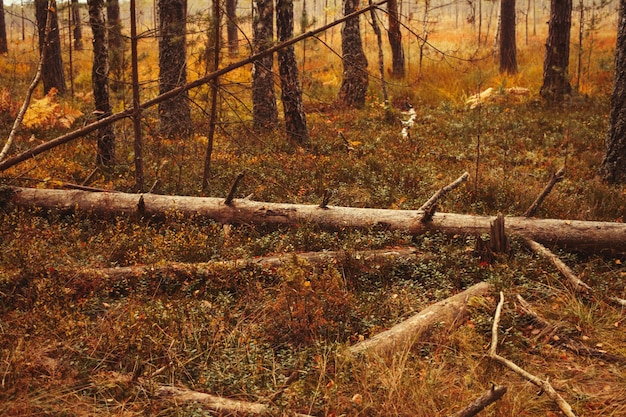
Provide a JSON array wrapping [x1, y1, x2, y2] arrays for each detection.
[[448, 384, 508, 417], [419, 171, 469, 222], [524, 167, 565, 218]]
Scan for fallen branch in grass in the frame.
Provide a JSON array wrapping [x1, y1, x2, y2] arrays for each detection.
[[155, 386, 314, 417], [489, 292, 578, 417], [349, 281, 492, 355], [516, 294, 626, 363], [447, 384, 508, 417], [524, 167, 565, 218], [524, 239, 592, 292], [419, 171, 469, 222], [4, 187, 626, 254]]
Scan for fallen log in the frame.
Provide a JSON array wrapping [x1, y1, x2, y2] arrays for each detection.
[[3, 186, 626, 254], [349, 281, 492, 355]]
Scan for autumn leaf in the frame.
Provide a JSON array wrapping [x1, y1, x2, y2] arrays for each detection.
[[22, 88, 83, 130]]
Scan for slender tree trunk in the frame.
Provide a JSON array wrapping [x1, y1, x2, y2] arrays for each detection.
[[35, 0, 67, 95], [158, 0, 192, 138], [252, 0, 278, 130], [71, 0, 83, 50], [130, 0, 144, 190], [499, 0, 518, 74], [203, 0, 221, 191], [599, 0, 626, 183], [87, 0, 115, 166], [277, 0, 308, 144], [338, 0, 368, 108], [387, 0, 404, 78], [0, 1, 9, 53], [540, 0, 573, 101], [107, 0, 124, 92], [225, 0, 239, 56]]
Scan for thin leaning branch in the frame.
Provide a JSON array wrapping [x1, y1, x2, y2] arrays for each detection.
[[419, 171, 469, 222], [524, 167, 565, 218], [0, 1, 54, 162], [448, 384, 508, 417], [489, 292, 579, 417]]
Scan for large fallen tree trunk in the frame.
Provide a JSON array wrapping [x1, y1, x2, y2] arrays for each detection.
[[3, 186, 626, 253]]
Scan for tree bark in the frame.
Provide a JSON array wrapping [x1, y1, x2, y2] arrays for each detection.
[[599, 0, 626, 183], [5, 187, 626, 254], [107, 0, 124, 92], [499, 0, 517, 74], [0, 1, 8, 54], [71, 0, 83, 50], [35, 0, 67, 95], [349, 282, 492, 355], [158, 0, 192, 138], [225, 0, 239, 56], [338, 0, 368, 108], [87, 0, 116, 166], [540, 0, 573, 101], [387, 0, 404, 78], [252, 0, 278, 130], [277, 0, 309, 144]]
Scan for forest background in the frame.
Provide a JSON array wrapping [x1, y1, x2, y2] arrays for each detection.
[[1, 0, 626, 415]]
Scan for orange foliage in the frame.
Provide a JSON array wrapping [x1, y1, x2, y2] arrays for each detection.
[[21, 88, 84, 130]]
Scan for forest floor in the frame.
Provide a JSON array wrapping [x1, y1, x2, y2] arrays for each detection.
[[1, 16, 626, 417]]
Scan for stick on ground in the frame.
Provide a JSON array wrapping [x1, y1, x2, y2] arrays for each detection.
[[419, 171, 469, 222], [524, 167, 565, 218], [448, 384, 508, 417]]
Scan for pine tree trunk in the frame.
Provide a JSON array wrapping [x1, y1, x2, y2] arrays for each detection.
[[107, 0, 124, 92], [225, 0, 239, 56], [158, 0, 192, 138], [540, 0, 572, 101], [71, 0, 83, 50], [0, 1, 9, 54], [599, 0, 626, 183], [277, 0, 308, 144], [35, 0, 67, 95], [499, 0, 517, 74], [252, 0, 278, 130], [387, 0, 404, 78], [87, 0, 115, 166], [338, 0, 368, 108]]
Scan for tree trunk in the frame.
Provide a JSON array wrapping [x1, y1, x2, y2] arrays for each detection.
[[387, 0, 404, 78], [540, 0, 572, 101], [158, 0, 192, 138], [35, 0, 67, 95], [71, 0, 83, 50], [5, 186, 626, 254], [87, 0, 116, 166], [226, 0, 239, 56], [277, 0, 309, 144], [599, 0, 626, 183], [107, 0, 124, 92], [0, 1, 9, 54], [252, 0, 278, 130], [338, 0, 368, 108], [499, 0, 517, 74]]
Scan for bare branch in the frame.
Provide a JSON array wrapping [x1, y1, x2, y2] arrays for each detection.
[[419, 172, 469, 222], [524, 167, 565, 218]]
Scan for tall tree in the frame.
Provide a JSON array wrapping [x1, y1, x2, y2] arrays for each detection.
[[277, 0, 308, 144], [540, 0, 573, 101], [225, 0, 239, 56], [87, 0, 115, 165], [71, 0, 83, 50], [35, 0, 67, 95], [252, 0, 278, 130], [0, 1, 8, 54], [158, 0, 192, 138], [499, 0, 517, 74], [599, 0, 626, 183], [107, 0, 124, 91], [387, 0, 404, 78], [338, 0, 368, 108]]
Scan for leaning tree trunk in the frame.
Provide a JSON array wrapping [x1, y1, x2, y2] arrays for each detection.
[[71, 0, 83, 50], [499, 0, 517, 74], [158, 0, 192, 138], [225, 0, 239, 56], [35, 0, 67, 95], [540, 0, 572, 101], [387, 0, 404, 78], [87, 0, 115, 166], [277, 0, 309, 144], [252, 0, 278, 130], [0, 1, 8, 54], [338, 0, 368, 108], [599, 0, 626, 183], [6, 186, 626, 254], [107, 0, 124, 92]]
